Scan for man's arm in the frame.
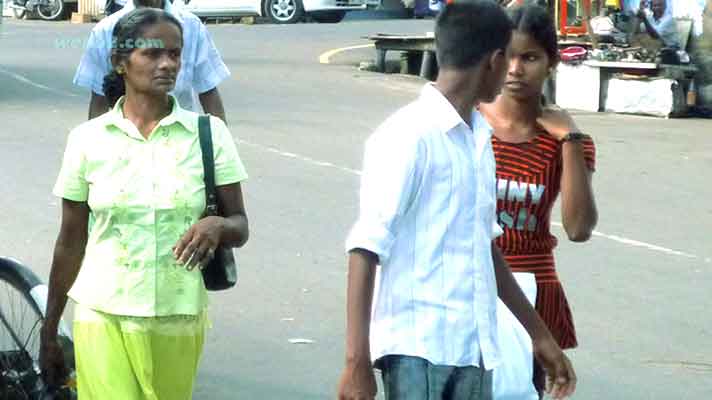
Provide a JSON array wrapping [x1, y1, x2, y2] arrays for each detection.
[[492, 243, 576, 399], [199, 87, 226, 123], [88, 91, 110, 120], [636, 4, 662, 39], [337, 249, 378, 400]]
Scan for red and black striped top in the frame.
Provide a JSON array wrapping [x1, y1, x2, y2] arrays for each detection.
[[492, 132, 595, 349]]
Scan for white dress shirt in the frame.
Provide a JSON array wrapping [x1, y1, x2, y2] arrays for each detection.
[[346, 84, 504, 370], [73, 0, 230, 112]]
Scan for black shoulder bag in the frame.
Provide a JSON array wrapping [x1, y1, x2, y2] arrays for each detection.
[[198, 115, 237, 291]]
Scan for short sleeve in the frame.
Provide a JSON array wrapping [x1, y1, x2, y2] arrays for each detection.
[[344, 130, 425, 263], [582, 137, 596, 172], [191, 21, 231, 94], [210, 116, 248, 186], [53, 130, 89, 202], [73, 27, 112, 95]]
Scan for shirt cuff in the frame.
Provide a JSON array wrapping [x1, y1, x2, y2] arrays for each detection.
[[52, 185, 88, 203], [491, 221, 504, 239], [74, 77, 105, 96], [345, 220, 395, 264], [194, 65, 230, 95]]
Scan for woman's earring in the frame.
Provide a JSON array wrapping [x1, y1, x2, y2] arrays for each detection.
[[116, 67, 125, 75]]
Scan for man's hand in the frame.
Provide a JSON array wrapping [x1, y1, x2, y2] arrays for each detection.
[[533, 337, 577, 399], [337, 360, 377, 400]]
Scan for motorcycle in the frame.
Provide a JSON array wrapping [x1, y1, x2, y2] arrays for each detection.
[[8, 0, 65, 20]]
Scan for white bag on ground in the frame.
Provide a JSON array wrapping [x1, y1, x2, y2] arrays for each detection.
[[493, 272, 539, 400]]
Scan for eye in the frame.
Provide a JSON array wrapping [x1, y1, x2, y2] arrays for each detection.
[[144, 48, 161, 58], [525, 54, 539, 62]]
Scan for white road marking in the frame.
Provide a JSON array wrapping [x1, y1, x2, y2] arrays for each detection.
[[236, 139, 362, 176], [0, 66, 78, 97], [239, 137, 707, 262], [550, 222, 700, 259], [319, 44, 375, 64]]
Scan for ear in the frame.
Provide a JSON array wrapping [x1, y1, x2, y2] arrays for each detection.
[[549, 58, 560, 76], [488, 49, 507, 75], [111, 53, 127, 73]]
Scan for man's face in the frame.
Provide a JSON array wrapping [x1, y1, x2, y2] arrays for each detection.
[[652, 0, 666, 18], [481, 44, 511, 103]]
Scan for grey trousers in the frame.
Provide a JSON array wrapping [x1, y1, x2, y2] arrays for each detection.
[[379, 355, 493, 400]]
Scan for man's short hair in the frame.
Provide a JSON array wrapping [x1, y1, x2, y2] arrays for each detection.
[[435, 0, 513, 69]]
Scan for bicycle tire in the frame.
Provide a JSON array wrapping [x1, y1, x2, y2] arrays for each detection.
[[0, 257, 76, 400]]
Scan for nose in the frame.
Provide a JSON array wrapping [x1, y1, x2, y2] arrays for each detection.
[[508, 57, 524, 77], [158, 52, 178, 71]]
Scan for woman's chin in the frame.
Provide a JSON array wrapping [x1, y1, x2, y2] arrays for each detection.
[[502, 88, 535, 101]]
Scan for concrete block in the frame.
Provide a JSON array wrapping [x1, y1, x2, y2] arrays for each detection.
[[71, 12, 92, 23]]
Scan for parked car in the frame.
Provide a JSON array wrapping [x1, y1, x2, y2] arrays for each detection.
[[175, 0, 380, 24]]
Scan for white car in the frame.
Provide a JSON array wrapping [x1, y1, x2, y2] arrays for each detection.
[[175, 0, 380, 24]]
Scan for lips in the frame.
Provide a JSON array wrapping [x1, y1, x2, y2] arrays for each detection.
[[505, 81, 527, 90], [155, 76, 175, 82]]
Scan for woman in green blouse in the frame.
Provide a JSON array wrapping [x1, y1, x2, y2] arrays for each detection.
[[39, 8, 249, 399]]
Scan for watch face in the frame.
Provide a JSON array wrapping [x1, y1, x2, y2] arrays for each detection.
[[565, 132, 587, 142]]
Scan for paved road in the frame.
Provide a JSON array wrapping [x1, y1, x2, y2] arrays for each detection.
[[1, 17, 711, 399]]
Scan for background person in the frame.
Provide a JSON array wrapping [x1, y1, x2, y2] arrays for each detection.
[[74, 0, 231, 122]]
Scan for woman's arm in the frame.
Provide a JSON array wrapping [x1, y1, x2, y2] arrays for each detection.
[[42, 199, 89, 335], [560, 141, 598, 242], [40, 199, 89, 385], [537, 107, 598, 242], [215, 182, 249, 248]]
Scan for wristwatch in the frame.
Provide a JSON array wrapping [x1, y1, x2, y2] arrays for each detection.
[[562, 132, 588, 142]]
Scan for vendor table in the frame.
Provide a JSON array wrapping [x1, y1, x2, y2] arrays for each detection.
[[365, 34, 436, 79], [556, 60, 697, 114]]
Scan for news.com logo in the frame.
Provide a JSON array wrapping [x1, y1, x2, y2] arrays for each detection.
[[55, 37, 165, 50]]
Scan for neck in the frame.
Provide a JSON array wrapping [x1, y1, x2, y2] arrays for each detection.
[[497, 93, 542, 122], [122, 91, 172, 138], [434, 68, 482, 127]]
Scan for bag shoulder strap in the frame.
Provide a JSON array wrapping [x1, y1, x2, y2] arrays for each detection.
[[198, 115, 218, 215]]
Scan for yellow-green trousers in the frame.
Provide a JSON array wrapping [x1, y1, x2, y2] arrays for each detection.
[[73, 304, 207, 400]]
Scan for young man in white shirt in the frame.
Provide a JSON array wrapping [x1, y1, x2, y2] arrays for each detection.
[[337, 2, 576, 400], [73, 0, 231, 121]]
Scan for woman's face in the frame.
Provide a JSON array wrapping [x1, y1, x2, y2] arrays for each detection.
[[502, 30, 554, 101], [120, 21, 182, 98]]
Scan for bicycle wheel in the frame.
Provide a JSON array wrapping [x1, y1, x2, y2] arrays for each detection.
[[0, 257, 75, 400]]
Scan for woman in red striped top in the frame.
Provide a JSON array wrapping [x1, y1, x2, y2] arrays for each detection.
[[480, 4, 598, 396]]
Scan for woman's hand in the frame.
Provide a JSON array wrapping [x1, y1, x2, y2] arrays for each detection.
[[173, 216, 224, 270], [40, 333, 69, 389], [536, 106, 580, 141]]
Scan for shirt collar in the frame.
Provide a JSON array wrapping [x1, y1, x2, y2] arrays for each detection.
[[105, 95, 195, 139], [420, 83, 466, 133], [419, 83, 493, 138], [123, 0, 176, 15]]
